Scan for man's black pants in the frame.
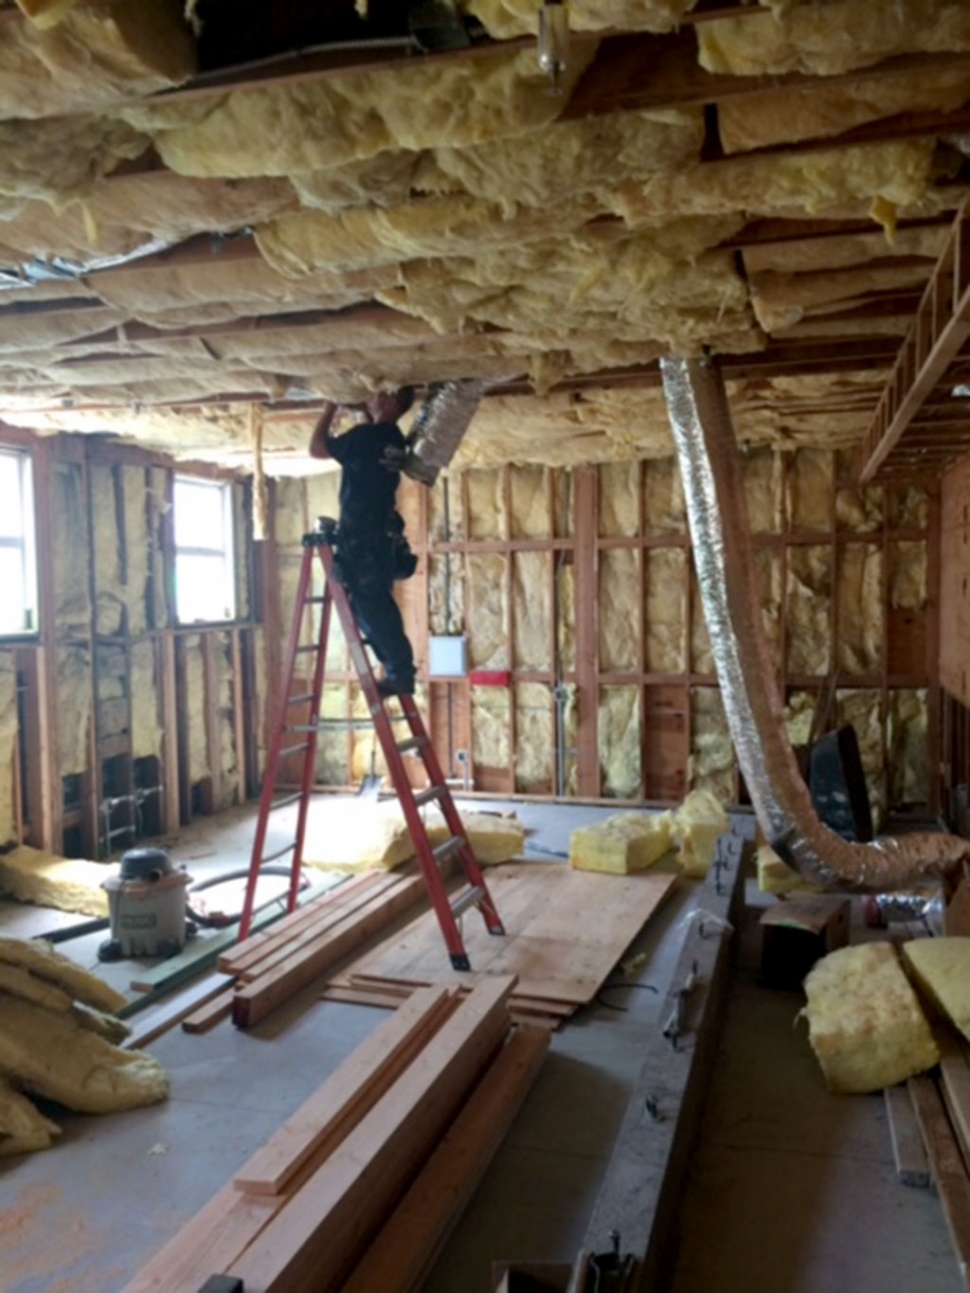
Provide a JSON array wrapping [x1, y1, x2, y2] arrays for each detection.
[[347, 573, 415, 692]]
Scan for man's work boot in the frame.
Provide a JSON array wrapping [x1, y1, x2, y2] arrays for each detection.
[[377, 676, 415, 698]]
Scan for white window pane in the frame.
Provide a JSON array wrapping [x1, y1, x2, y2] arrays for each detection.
[[176, 554, 234, 623], [174, 479, 224, 550], [0, 455, 23, 539], [0, 546, 26, 632]]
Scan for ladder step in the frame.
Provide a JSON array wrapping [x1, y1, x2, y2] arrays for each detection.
[[397, 736, 427, 755], [271, 791, 303, 811], [287, 693, 314, 706], [279, 742, 312, 758], [450, 885, 485, 920], [433, 835, 466, 866], [412, 784, 444, 808], [294, 644, 319, 655], [305, 596, 327, 604], [261, 841, 297, 864]]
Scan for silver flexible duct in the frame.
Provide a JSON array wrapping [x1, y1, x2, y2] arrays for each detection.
[[402, 379, 490, 485], [661, 353, 969, 891]]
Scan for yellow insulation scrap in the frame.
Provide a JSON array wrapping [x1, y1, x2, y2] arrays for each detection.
[[698, 0, 970, 78], [800, 942, 939, 1094], [570, 811, 675, 875], [671, 788, 729, 878], [0, 846, 108, 918], [903, 938, 970, 1042], [756, 843, 821, 895], [612, 141, 937, 228], [0, 653, 19, 847], [0, 937, 126, 1014], [0, 995, 168, 1113], [0, 0, 195, 120], [428, 810, 525, 864], [464, 0, 697, 37], [0, 1075, 61, 1157], [717, 67, 970, 155], [124, 42, 597, 179]]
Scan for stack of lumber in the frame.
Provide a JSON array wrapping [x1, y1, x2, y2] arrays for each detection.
[[883, 1033, 970, 1290], [323, 863, 677, 1029], [123, 976, 548, 1293], [220, 870, 428, 1029]]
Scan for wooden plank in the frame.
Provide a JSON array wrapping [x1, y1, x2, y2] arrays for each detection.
[[234, 985, 456, 1197], [125, 975, 235, 1050], [218, 872, 386, 977], [159, 633, 181, 835], [227, 976, 516, 1293], [908, 1075, 970, 1290], [233, 874, 428, 1028], [341, 1024, 550, 1293], [573, 467, 599, 797], [181, 986, 235, 1034], [125, 885, 333, 996], [885, 1084, 931, 1187], [939, 1035, 970, 1167]]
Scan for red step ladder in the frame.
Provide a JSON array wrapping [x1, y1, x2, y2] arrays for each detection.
[[237, 518, 505, 970]]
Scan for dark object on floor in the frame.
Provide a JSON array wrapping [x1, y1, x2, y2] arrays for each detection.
[[197, 1276, 244, 1293], [760, 893, 851, 989], [807, 725, 874, 843]]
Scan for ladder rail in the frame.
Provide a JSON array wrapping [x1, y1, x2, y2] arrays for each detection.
[[239, 539, 316, 939], [288, 588, 332, 913]]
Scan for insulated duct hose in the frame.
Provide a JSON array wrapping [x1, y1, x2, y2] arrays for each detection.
[[661, 354, 969, 891], [402, 379, 490, 485]]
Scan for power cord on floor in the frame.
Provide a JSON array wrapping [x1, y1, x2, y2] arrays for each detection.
[[594, 981, 659, 1012]]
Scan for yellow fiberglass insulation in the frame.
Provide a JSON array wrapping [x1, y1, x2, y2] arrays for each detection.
[[123, 42, 598, 180], [514, 682, 553, 791], [0, 653, 18, 847], [645, 547, 687, 673], [672, 789, 730, 878], [570, 811, 675, 875], [0, 1075, 61, 1156], [419, 108, 704, 213], [599, 549, 640, 672], [0, 937, 126, 1014], [599, 461, 639, 536], [717, 66, 970, 155], [463, 0, 697, 38], [902, 938, 970, 1043], [0, 994, 168, 1114], [512, 551, 552, 670], [0, 0, 195, 121], [599, 686, 641, 798], [786, 545, 831, 675], [698, 0, 970, 78], [467, 553, 509, 669], [0, 847, 109, 919], [756, 843, 821, 895], [0, 115, 148, 206], [837, 545, 883, 675], [888, 690, 929, 807], [800, 942, 939, 1094], [611, 141, 937, 229], [510, 465, 551, 538], [57, 647, 92, 777], [750, 262, 933, 335], [381, 230, 754, 351], [292, 151, 426, 214], [838, 688, 885, 825], [690, 687, 733, 803], [472, 685, 511, 770]]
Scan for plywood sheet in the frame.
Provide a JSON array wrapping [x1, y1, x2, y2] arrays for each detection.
[[349, 862, 676, 1005]]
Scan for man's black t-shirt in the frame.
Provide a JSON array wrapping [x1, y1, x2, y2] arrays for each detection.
[[328, 421, 405, 535]]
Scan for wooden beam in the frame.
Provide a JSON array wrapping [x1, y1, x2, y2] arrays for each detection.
[[233, 984, 456, 1196], [908, 1074, 970, 1290], [885, 1084, 931, 1188], [572, 467, 599, 797], [227, 976, 516, 1293], [341, 1023, 550, 1293]]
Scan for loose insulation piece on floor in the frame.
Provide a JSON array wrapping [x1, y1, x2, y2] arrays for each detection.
[[0, 845, 109, 918], [0, 1075, 60, 1157], [570, 811, 675, 875], [801, 942, 939, 1094], [0, 937, 126, 1015], [902, 938, 970, 1043], [672, 789, 730, 878], [756, 844, 821, 895]]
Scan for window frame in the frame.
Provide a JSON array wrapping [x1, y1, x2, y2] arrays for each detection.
[[0, 447, 39, 639], [173, 475, 238, 627]]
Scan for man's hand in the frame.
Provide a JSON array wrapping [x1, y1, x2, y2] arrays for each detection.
[[309, 401, 339, 459]]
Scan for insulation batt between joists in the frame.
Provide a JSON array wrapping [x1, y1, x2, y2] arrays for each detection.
[[698, 0, 970, 78], [462, 0, 696, 38], [120, 43, 599, 179]]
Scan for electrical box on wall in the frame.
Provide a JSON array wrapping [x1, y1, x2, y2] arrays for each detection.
[[428, 635, 468, 677]]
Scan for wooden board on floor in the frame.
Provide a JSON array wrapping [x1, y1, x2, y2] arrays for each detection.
[[909, 1075, 970, 1290], [886, 1084, 931, 1187], [344, 864, 677, 1008]]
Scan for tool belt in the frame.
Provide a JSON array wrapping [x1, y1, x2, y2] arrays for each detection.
[[334, 524, 417, 586]]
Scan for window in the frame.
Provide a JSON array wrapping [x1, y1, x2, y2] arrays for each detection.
[[173, 477, 236, 624], [0, 449, 38, 636]]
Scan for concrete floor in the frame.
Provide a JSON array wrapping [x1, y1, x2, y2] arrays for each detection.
[[0, 798, 962, 1293]]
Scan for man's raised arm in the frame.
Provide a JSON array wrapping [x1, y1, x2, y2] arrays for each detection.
[[309, 401, 340, 460]]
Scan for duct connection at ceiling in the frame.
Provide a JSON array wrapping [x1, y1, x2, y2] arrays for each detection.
[[403, 379, 492, 484], [661, 354, 969, 892]]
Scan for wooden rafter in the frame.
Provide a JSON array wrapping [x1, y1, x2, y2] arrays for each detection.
[[860, 199, 970, 483]]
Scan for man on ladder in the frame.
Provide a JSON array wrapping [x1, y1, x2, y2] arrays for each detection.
[[310, 389, 418, 698]]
